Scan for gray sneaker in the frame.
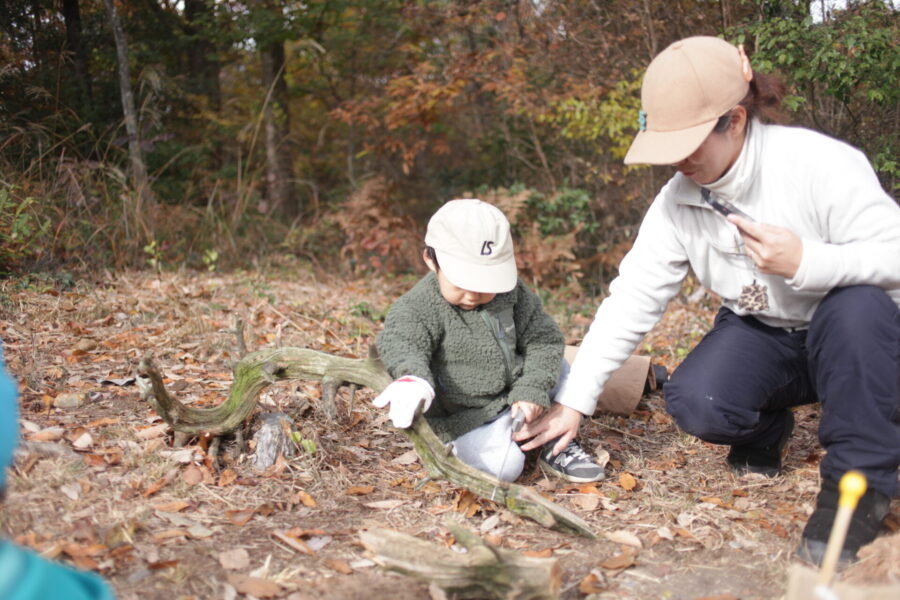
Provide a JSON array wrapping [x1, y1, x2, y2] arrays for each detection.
[[540, 439, 605, 483]]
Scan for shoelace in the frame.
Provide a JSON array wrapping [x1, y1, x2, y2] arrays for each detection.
[[555, 441, 591, 467]]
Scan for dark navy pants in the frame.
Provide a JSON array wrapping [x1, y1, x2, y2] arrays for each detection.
[[665, 286, 900, 496]]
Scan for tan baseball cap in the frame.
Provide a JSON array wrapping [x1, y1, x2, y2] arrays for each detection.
[[425, 199, 517, 294], [624, 36, 751, 165]]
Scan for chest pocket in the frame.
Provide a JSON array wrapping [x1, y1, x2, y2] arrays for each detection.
[[480, 306, 518, 382]]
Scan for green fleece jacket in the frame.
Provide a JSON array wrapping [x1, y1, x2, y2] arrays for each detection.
[[376, 272, 564, 441]]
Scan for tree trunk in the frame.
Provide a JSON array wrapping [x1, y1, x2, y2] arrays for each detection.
[[261, 40, 297, 217], [183, 0, 221, 111], [62, 0, 93, 111], [102, 0, 154, 236]]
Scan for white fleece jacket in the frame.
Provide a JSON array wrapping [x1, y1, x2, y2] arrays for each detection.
[[557, 121, 900, 417]]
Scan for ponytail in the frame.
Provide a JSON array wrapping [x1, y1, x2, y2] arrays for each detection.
[[739, 71, 787, 123]]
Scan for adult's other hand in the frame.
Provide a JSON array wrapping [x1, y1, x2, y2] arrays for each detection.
[[513, 403, 583, 455], [729, 215, 803, 279]]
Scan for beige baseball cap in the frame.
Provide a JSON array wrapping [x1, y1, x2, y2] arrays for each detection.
[[624, 36, 751, 165], [425, 199, 517, 294]]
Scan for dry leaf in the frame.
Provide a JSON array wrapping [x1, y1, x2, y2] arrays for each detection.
[[154, 501, 191, 513], [54, 392, 86, 409], [599, 546, 638, 571], [84, 417, 120, 428], [523, 548, 553, 558], [135, 424, 169, 440], [699, 496, 722, 506], [324, 559, 353, 574], [218, 468, 237, 487], [577, 483, 602, 495], [187, 524, 214, 539], [579, 570, 608, 594], [618, 472, 637, 491], [391, 449, 419, 465], [153, 529, 187, 542], [284, 527, 327, 538], [575, 494, 601, 511], [227, 574, 280, 598], [295, 490, 316, 507], [30, 427, 66, 442], [226, 509, 256, 526], [454, 490, 481, 517], [345, 485, 375, 496], [605, 530, 642, 549], [183, 465, 204, 486], [272, 530, 314, 555], [60, 482, 81, 501], [655, 526, 674, 541], [218, 548, 250, 570]]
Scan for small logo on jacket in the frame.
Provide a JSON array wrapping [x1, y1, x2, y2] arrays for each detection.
[[481, 241, 494, 255]]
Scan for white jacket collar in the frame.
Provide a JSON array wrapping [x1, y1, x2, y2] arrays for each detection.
[[673, 118, 762, 208]]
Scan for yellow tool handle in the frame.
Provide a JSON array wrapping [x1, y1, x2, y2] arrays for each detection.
[[817, 470, 867, 587], [837, 471, 866, 509]]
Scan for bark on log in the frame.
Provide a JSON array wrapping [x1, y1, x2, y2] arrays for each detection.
[[360, 524, 561, 600], [138, 348, 390, 436], [138, 347, 596, 538]]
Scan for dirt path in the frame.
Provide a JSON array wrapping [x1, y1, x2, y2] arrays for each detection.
[[1, 264, 896, 599]]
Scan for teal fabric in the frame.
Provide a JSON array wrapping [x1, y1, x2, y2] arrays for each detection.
[[0, 542, 115, 600], [0, 347, 18, 488], [0, 348, 115, 599], [376, 273, 564, 441]]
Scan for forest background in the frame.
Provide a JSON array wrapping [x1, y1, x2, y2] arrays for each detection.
[[0, 0, 898, 291]]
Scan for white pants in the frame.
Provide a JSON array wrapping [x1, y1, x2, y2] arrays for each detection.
[[453, 410, 525, 482], [451, 359, 569, 482]]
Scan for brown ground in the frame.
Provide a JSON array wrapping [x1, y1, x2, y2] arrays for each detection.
[[1, 262, 897, 600]]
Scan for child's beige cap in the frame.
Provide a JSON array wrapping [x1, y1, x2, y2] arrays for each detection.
[[425, 199, 517, 294], [624, 36, 751, 165]]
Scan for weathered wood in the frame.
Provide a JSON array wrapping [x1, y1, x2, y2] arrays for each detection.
[[360, 524, 561, 600], [138, 348, 391, 436], [406, 406, 596, 539], [138, 347, 596, 538], [252, 412, 295, 469]]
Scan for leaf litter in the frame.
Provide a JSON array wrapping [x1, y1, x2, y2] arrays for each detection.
[[1, 265, 898, 599]]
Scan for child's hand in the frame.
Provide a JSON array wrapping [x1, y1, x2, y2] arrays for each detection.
[[373, 376, 434, 428], [511, 401, 543, 424]]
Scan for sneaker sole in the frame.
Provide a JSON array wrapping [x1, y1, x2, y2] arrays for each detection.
[[538, 458, 606, 483]]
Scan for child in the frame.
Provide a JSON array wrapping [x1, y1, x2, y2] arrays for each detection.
[[0, 347, 115, 600], [374, 199, 604, 483]]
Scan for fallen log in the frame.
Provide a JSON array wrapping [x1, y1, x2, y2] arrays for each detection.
[[138, 347, 596, 538], [360, 523, 561, 600], [137, 347, 391, 436]]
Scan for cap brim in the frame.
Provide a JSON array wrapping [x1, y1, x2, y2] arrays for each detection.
[[435, 250, 517, 294], [624, 119, 717, 165]]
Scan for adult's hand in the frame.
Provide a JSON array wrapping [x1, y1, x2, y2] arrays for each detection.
[[513, 403, 583, 455], [728, 215, 803, 279]]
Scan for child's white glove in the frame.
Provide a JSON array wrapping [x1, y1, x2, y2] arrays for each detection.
[[373, 376, 435, 429]]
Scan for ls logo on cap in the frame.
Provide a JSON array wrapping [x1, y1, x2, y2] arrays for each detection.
[[480, 241, 494, 256]]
